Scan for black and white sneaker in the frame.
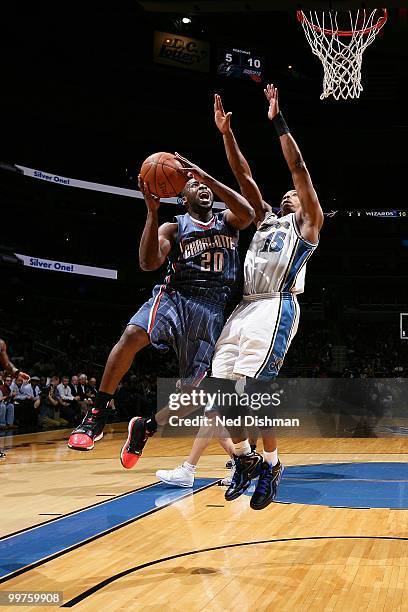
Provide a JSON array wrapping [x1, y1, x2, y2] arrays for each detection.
[[224, 452, 263, 501], [250, 460, 284, 510]]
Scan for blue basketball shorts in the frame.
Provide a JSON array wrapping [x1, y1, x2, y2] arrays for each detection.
[[128, 285, 225, 385]]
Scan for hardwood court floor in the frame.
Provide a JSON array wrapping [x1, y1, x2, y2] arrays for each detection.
[[1, 426, 408, 611]]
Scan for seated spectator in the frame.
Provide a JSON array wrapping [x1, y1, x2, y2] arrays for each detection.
[[12, 375, 41, 429], [78, 373, 88, 394], [57, 376, 81, 424], [22, 375, 41, 399], [78, 373, 90, 402], [72, 373, 89, 415], [86, 377, 98, 405], [0, 375, 17, 430], [34, 376, 69, 429], [58, 376, 75, 402], [70, 375, 80, 399], [10, 375, 27, 402]]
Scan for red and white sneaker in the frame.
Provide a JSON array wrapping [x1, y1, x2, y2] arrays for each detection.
[[120, 417, 156, 469]]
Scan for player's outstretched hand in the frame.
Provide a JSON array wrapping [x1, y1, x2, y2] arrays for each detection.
[[19, 371, 30, 383], [138, 175, 160, 211], [214, 94, 232, 135], [264, 83, 279, 120], [174, 153, 210, 183]]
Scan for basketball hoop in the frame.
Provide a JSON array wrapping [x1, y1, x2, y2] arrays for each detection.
[[297, 8, 387, 100]]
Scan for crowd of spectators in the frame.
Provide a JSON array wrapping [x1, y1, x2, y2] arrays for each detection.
[[0, 304, 179, 433], [1, 372, 96, 431], [343, 323, 408, 378], [281, 321, 408, 378], [1, 305, 406, 435], [281, 326, 334, 377], [0, 369, 165, 433]]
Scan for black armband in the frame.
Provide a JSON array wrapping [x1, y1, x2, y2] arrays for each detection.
[[272, 111, 290, 137]]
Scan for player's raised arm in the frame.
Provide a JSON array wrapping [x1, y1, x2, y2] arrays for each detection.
[[0, 339, 30, 381], [264, 84, 324, 242], [0, 339, 18, 376], [174, 153, 254, 229], [138, 177, 177, 271], [214, 94, 272, 224]]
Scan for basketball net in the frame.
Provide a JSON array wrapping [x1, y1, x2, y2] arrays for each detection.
[[297, 9, 387, 100]]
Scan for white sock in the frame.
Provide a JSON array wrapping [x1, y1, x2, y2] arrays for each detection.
[[234, 440, 251, 456], [263, 449, 278, 467], [183, 461, 196, 472]]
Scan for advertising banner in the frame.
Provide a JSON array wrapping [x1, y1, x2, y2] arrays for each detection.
[[153, 31, 210, 72], [15, 253, 117, 279]]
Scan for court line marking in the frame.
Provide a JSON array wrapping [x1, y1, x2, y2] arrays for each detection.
[[279, 453, 408, 455], [0, 480, 218, 585], [2, 463, 406, 538], [284, 478, 408, 482], [329, 506, 370, 509], [0, 481, 159, 542], [61, 535, 408, 607]]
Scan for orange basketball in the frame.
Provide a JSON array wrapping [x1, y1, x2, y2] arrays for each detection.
[[140, 152, 188, 198]]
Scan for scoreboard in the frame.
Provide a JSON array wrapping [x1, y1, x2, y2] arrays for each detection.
[[217, 47, 264, 83]]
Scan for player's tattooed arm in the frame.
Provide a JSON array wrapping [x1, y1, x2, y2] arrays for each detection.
[[264, 84, 324, 242], [175, 153, 254, 230], [138, 176, 177, 271], [214, 94, 272, 225]]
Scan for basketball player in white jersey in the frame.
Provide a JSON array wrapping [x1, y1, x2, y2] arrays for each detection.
[[156, 86, 323, 509], [208, 85, 323, 509]]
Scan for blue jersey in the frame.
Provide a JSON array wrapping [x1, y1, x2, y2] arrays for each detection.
[[164, 212, 240, 307]]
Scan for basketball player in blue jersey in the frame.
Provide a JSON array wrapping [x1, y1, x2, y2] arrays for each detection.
[[156, 87, 324, 509], [67, 156, 254, 453]]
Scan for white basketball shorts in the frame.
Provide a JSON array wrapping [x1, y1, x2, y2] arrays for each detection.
[[211, 293, 300, 380]]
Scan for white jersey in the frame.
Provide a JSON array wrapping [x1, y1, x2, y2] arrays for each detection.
[[244, 211, 317, 296]]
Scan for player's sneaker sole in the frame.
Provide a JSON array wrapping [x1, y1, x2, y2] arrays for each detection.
[[156, 474, 194, 488], [68, 431, 104, 451], [120, 417, 154, 469]]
